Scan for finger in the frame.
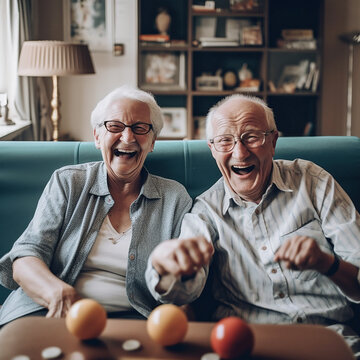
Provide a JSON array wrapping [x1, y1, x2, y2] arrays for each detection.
[[174, 247, 196, 274]]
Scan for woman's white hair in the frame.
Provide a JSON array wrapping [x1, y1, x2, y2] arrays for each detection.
[[90, 85, 164, 137], [205, 94, 277, 139]]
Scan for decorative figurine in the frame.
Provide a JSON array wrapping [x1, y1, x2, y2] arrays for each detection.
[[155, 7, 171, 36]]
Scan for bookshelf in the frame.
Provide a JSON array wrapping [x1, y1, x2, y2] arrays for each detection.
[[137, 0, 324, 139]]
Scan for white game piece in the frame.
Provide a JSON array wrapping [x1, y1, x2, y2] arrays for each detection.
[[122, 339, 141, 351], [201, 353, 220, 360], [41, 346, 63, 359], [11, 356, 31, 360]]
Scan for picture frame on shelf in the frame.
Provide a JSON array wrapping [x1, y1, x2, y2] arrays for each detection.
[[140, 52, 186, 91], [63, 0, 113, 52], [240, 25, 262, 45], [195, 75, 223, 91], [159, 108, 187, 138]]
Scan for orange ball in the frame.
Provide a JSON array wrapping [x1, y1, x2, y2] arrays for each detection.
[[147, 304, 188, 346], [65, 299, 107, 340]]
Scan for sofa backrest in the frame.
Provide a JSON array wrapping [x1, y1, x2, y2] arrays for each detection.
[[1, 136, 360, 303]]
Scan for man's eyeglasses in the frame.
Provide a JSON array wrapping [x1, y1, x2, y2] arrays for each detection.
[[209, 130, 275, 152], [103, 120, 153, 135]]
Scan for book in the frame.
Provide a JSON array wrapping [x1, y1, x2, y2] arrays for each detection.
[[312, 69, 320, 92], [304, 62, 316, 90], [277, 39, 317, 50], [139, 34, 170, 43], [200, 41, 239, 47], [281, 29, 314, 41]]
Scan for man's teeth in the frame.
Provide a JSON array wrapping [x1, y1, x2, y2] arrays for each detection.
[[232, 165, 255, 175]]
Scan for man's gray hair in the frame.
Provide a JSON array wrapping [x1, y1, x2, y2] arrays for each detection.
[[205, 94, 277, 139], [91, 85, 164, 137]]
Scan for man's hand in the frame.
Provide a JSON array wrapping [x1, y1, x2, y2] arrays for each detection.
[[274, 236, 333, 274], [151, 237, 214, 276]]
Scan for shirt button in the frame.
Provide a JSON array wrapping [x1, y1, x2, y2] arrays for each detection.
[[261, 245, 267, 251], [279, 292, 285, 298], [271, 268, 277, 274], [129, 254, 135, 260], [297, 317, 303, 323]]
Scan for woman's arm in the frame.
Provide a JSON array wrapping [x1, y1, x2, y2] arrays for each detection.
[[12, 256, 81, 317]]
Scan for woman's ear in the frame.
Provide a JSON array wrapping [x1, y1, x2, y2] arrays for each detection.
[[93, 127, 101, 149]]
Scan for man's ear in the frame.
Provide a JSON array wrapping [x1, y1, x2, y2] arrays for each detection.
[[271, 131, 279, 156], [93, 127, 101, 149]]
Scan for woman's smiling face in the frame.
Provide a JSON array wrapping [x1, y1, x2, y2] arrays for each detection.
[[208, 97, 278, 203], [94, 97, 155, 184]]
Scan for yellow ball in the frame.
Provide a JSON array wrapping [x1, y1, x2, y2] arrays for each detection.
[[147, 304, 188, 346], [65, 299, 107, 340]]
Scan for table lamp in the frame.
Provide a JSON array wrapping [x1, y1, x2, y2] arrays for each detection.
[[339, 31, 360, 136], [18, 41, 95, 141]]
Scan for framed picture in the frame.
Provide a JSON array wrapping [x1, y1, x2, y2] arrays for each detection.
[[195, 75, 223, 91], [159, 108, 187, 138], [241, 25, 262, 45], [63, 0, 113, 52], [140, 52, 186, 91]]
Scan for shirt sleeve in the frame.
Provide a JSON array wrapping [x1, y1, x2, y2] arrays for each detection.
[[145, 198, 217, 304], [0, 170, 67, 290]]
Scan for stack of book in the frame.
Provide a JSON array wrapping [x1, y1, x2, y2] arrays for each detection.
[[199, 37, 239, 47], [277, 29, 317, 50], [139, 34, 170, 46]]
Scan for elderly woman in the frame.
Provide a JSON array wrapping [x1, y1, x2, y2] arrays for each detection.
[[0, 86, 192, 325]]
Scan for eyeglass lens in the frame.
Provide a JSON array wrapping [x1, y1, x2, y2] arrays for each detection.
[[212, 131, 269, 152], [104, 120, 152, 134]]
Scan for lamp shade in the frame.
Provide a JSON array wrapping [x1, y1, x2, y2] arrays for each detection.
[[18, 41, 95, 76]]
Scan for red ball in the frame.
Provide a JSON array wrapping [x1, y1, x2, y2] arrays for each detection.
[[210, 317, 254, 359]]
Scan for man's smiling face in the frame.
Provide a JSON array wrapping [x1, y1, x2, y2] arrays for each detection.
[[208, 98, 278, 203], [94, 98, 155, 184]]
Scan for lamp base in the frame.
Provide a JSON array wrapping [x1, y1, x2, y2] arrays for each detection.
[[51, 75, 60, 141]]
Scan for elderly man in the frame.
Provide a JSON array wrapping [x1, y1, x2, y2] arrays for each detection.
[[146, 94, 360, 356]]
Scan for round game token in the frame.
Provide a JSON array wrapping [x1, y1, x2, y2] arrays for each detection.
[[122, 339, 141, 351], [41, 346, 63, 359], [11, 356, 31, 360], [201, 353, 220, 360]]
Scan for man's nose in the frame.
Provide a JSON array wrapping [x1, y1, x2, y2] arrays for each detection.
[[232, 139, 250, 157]]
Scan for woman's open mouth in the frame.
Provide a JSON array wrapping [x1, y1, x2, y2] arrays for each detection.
[[113, 149, 137, 158]]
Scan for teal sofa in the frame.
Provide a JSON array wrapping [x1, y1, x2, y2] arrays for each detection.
[[1, 137, 360, 304]]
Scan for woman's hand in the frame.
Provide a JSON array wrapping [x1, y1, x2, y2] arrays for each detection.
[[13, 256, 81, 318], [151, 236, 214, 277]]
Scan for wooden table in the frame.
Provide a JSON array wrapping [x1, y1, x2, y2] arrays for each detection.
[[0, 317, 355, 360]]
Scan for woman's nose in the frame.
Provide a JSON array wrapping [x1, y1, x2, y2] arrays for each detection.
[[120, 127, 136, 142]]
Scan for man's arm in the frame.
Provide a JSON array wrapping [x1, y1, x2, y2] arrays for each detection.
[[13, 256, 80, 317], [274, 236, 360, 300]]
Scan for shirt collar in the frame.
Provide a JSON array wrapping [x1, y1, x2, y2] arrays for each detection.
[[222, 160, 293, 214], [90, 163, 160, 200]]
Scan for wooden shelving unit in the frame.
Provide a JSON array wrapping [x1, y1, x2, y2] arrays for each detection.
[[137, 0, 324, 139]]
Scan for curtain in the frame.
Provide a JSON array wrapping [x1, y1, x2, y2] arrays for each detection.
[[1, 0, 50, 140], [13, 0, 40, 140]]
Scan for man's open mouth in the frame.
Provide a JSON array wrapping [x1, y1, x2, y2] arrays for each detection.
[[231, 165, 255, 175], [113, 149, 137, 158]]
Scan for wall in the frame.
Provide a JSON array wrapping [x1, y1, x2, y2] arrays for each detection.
[[322, 0, 360, 136], [35, 0, 360, 141], [35, 0, 137, 141]]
